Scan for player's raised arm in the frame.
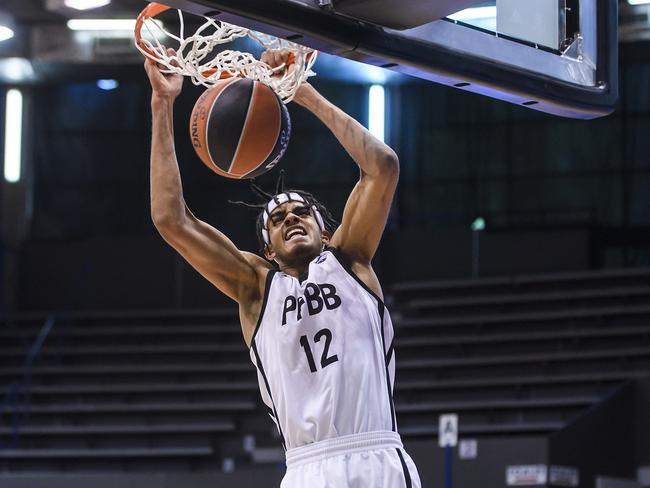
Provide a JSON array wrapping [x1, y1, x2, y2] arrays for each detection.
[[144, 56, 269, 308], [293, 83, 399, 266]]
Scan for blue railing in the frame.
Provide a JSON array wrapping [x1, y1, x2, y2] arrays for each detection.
[[0, 315, 57, 449]]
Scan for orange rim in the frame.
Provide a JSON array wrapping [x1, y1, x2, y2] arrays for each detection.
[[135, 2, 234, 79], [135, 3, 171, 61]]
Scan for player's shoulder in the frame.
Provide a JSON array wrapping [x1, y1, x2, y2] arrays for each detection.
[[325, 246, 367, 270], [239, 252, 276, 347], [324, 247, 384, 301], [241, 250, 273, 269]]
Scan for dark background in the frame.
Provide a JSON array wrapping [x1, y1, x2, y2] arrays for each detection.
[[0, 40, 649, 312]]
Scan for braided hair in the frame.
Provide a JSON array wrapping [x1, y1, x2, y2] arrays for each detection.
[[229, 171, 339, 255]]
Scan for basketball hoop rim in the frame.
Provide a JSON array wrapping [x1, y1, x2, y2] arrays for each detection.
[[134, 2, 319, 101], [134, 2, 317, 71], [135, 2, 172, 61]]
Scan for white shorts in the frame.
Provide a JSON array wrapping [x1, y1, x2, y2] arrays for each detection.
[[281, 431, 421, 488]]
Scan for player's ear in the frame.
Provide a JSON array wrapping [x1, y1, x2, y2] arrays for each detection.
[[264, 244, 276, 261], [321, 229, 331, 247]]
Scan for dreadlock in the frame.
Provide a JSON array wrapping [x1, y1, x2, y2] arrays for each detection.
[[229, 170, 339, 255]]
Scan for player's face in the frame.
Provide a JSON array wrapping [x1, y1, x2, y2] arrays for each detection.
[[265, 201, 326, 263]]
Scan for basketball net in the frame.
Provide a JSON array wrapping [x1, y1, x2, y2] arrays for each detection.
[[135, 3, 318, 103]]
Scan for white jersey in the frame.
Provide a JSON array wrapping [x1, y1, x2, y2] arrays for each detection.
[[249, 247, 397, 451]]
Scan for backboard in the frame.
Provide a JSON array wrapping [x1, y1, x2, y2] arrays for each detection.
[[158, 0, 618, 119]]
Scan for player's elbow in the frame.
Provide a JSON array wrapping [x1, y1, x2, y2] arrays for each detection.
[[151, 199, 191, 230], [378, 149, 399, 181], [362, 150, 399, 185], [151, 211, 184, 236]]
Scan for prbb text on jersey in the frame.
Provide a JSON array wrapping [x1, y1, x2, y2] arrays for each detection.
[[282, 283, 342, 326]]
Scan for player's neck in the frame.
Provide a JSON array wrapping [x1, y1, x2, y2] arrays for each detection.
[[277, 251, 321, 278], [279, 261, 310, 279]]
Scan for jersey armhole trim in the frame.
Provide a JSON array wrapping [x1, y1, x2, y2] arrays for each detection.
[[327, 246, 397, 432], [325, 246, 385, 308], [249, 268, 277, 348]]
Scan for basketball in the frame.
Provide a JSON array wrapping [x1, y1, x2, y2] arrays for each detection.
[[189, 78, 291, 179]]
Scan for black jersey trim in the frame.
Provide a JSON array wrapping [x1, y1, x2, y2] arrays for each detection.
[[396, 448, 413, 488], [380, 305, 397, 432], [263, 404, 276, 420], [252, 341, 287, 451], [249, 268, 277, 348], [325, 247, 385, 308], [327, 246, 396, 431], [386, 337, 395, 366]]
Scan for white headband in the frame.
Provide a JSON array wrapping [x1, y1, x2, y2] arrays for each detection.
[[261, 192, 325, 246]]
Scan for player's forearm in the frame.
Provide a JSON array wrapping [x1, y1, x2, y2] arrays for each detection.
[[150, 96, 188, 228], [295, 85, 398, 178]]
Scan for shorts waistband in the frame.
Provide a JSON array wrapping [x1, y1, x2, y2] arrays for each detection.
[[285, 431, 403, 468]]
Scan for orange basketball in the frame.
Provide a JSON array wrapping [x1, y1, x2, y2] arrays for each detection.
[[189, 78, 291, 179]]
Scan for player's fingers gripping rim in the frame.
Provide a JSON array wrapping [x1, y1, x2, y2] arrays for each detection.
[[144, 56, 182, 97], [262, 49, 291, 73], [165, 48, 182, 69]]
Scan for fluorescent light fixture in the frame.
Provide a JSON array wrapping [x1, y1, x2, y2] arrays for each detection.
[[67, 19, 138, 31], [358, 63, 390, 84], [64, 0, 111, 10], [0, 11, 15, 42], [628, 0, 650, 4], [0, 58, 36, 83], [368, 85, 385, 143], [447, 6, 497, 21], [0, 25, 13, 42], [4, 89, 23, 184], [97, 79, 119, 90]]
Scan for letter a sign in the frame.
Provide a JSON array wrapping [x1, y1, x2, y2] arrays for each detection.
[[439, 413, 458, 447]]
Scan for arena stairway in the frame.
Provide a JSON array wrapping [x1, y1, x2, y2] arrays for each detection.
[[0, 310, 259, 471], [389, 266, 650, 437], [0, 267, 648, 470]]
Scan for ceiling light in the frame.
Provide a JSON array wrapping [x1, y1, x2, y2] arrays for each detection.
[[67, 19, 137, 31], [0, 11, 15, 42], [64, 0, 111, 10], [4, 89, 24, 184], [628, 0, 650, 5], [0, 25, 13, 42], [447, 6, 497, 21], [0, 58, 36, 82], [97, 79, 119, 90], [368, 85, 385, 143]]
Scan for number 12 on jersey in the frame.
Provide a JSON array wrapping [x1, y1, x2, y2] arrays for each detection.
[[299, 328, 339, 373]]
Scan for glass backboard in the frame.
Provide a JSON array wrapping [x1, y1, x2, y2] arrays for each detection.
[[159, 0, 618, 119]]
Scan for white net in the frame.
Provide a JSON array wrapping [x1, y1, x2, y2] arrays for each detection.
[[136, 9, 318, 103]]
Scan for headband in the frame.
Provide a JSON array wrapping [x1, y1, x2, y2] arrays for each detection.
[[261, 192, 325, 246]]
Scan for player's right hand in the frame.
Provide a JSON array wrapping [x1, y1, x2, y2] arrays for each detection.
[[261, 49, 295, 80], [144, 48, 184, 100]]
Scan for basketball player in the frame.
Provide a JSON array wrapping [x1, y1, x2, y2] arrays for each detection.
[[144, 50, 421, 487]]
